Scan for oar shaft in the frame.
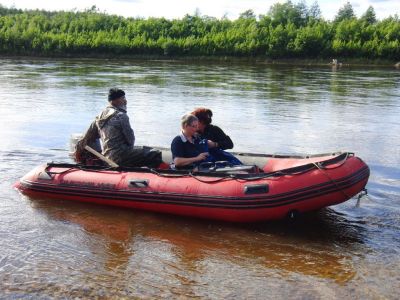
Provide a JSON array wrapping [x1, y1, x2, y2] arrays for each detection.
[[84, 145, 119, 168]]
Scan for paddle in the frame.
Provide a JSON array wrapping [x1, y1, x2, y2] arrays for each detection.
[[84, 145, 119, 168]]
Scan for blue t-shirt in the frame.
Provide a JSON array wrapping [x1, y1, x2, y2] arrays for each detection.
[[171, 133, 242, 169], [171, 133, 202, 162]]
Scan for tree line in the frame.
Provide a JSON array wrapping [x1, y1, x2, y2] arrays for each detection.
[[0, 1, 399, 60]]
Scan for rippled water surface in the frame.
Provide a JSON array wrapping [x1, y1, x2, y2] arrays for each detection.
[[0, 58, 399, 298]]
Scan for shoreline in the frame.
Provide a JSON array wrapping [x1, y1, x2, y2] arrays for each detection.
[[1, 54, 398, 68]]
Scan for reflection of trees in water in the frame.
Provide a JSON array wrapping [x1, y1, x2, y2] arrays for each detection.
[[5, 59, 398, 108], [222, 65, 399, 107], [328, 68, 399, 102], [31, 197, 362, 287]]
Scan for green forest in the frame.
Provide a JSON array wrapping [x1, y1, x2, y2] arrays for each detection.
[[0, 1, 399, 60]]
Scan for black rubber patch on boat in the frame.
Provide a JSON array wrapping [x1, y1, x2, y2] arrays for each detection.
[[244, 184, 269, 194]]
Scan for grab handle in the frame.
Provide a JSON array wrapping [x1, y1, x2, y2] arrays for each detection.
[[129, 179, 149, 188]]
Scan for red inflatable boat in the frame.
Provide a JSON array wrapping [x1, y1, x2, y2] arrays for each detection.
[[15, 151, 369, 222]]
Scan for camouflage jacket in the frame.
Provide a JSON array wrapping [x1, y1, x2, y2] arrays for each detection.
[[95, 105, 135, 163]]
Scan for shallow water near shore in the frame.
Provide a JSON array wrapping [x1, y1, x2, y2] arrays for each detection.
[[0, 57, 399, 298]]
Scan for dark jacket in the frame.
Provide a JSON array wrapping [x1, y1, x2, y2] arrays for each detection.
[[201, 124, 233, 150]]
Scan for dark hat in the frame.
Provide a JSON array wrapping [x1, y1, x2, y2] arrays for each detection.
[[108, 88, 125, 101]]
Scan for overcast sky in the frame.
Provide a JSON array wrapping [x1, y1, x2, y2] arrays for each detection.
[[1, 0, 398, 21]]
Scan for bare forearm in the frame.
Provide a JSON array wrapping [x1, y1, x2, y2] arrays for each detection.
[[174, 157, 198, 167], [174, 154, 206, 167]]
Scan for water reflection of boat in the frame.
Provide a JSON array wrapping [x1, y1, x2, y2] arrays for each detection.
[[15, 151, 369, 222], [31, 199, 357, 283]]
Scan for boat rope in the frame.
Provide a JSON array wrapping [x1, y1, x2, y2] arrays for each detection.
[[316, 152, 351, 169], [45, 152, 353, 183], [149, 168, 275, 183], [209, 153, 352, 181], [46, 163, 115, 174], [149, 168, 233, 182], [355, 188, 368, 207], [189, 173, 235, 183], [44, 165, 75, 176], [312, 161, 352, 200]]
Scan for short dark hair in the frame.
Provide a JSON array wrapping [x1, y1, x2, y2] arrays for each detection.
[[108, 88, 125, 101], [191, 107, 213, 125]]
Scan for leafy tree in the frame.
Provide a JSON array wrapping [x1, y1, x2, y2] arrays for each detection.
[[334, 19, 361, 42], [268, 1, 304, 27], [360, 6, 377, 25], [267, 23, 297, 57], [0, 2, 398, 60], [308, 1, 322, 23], [295, 1, 308, 22], [334, 2, 356, 23], [239, 9, 256, 20], [294, 22, 331, 56]]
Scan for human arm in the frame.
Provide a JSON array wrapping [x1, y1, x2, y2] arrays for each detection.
[[171, 136, 208, 168], [207, 125, 233, 150], [207, 139, 219, 149], [119, 113, 135, 146], [173, 153, 208, 168]]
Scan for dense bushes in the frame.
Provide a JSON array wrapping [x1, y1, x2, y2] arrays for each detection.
[[0, 2, 399, 59]]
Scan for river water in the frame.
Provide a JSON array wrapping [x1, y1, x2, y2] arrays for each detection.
[[0, 57, 399, 298]]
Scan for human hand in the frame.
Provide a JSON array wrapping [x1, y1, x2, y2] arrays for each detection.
[[197, 152, 209, 161], [207, 140, 214, 148]]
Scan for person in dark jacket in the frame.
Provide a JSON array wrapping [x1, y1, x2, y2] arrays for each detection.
[[191, 107, 242, 165], [191, 107, 234, 150], [75, 88, 162, 168]]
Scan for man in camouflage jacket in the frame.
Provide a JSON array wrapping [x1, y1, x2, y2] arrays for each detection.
[[76, 88, 162, 168]]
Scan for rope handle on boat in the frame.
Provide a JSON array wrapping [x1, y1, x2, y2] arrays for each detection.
[[149, 168, 235, 182], [304, 152, 355, 201], [44, 152, 354, 183], [150, 166, 297, 182], [150, 167, 272, 182], [189, 173, 235, 183], [187, 153, 353, 182], [44, 162, 116, 176], [44, 164, 75, 176], [313, 152, 352, 170], [312, 161, 352, 200]]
